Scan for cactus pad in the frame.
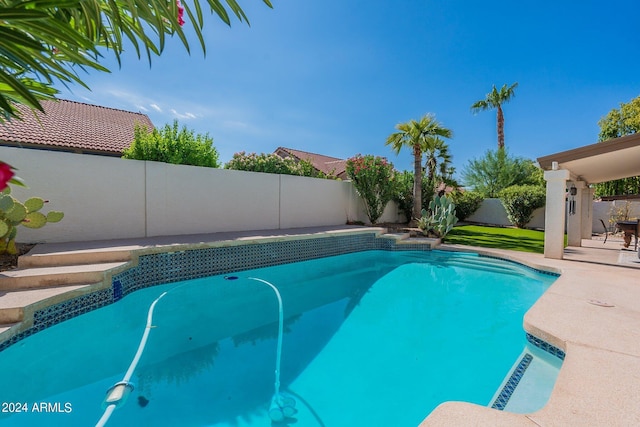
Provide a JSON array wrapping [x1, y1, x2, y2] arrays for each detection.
[[0, 195, 14, 211], [23, 212, 47, 229], [46, 211, 64, 223], [6, 202, 27, 222], [24, 197, 45, 212]]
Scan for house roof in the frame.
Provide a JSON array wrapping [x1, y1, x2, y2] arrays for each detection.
[[274, 147, 347, 178], [537, 133, 640, 184], [0, 99, 154, 156]]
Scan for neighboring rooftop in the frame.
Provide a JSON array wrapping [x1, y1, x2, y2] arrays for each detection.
[[0, 99, 154, 156], [274, 147, 348, 179]]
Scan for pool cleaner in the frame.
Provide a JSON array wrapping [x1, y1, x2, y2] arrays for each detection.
[[95, 291, 168, 427], [224, 276, 297, 421]]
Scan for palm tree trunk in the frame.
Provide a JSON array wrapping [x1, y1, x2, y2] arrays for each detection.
[[496, 105, 505, 149], [412, 144, 422, 222]]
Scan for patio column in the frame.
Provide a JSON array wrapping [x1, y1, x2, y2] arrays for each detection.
[[567, 180, 586, 247], [582, 187, 595, 239], [544, 167, 570, 259]]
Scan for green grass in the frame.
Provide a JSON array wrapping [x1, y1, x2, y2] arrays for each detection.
[[444, 225, 547, 254]]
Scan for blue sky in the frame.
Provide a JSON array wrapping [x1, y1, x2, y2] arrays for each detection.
[[55, 0, 640, 181]]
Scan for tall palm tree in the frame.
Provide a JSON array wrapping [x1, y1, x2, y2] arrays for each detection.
[[471, 82, 518, 150], [386, 114, 453, 222]]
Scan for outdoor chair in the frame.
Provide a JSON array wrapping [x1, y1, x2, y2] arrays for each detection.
[[599, 219, 608, 244]]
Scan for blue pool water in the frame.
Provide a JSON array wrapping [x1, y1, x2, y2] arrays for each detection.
[[0, 250, 557, 426]]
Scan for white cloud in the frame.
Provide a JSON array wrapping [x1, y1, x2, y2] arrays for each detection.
[[170, 109, 197, 119], [150, 103, 162, 113]]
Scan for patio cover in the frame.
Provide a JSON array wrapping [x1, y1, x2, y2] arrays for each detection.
[[537, 133, 640, 259], [538, 133, 640, 185]]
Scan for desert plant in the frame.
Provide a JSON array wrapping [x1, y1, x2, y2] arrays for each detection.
[[0, 187, 64, 254], [417, 195, 458, 238], [498, 185, 546, 228], [451, 190, 484, 221], [346, 154, 396, 224]]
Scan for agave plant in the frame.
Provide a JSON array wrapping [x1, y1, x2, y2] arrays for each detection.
[[417, 195, 458, 238]]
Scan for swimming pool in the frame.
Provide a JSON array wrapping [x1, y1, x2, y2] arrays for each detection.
[[0, 249, 557, 426]]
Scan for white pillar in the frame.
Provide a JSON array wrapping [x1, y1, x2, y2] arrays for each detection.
[[544, 169, 570, 259], [567, 180, 586, 247], [581, 187, 595, 239]]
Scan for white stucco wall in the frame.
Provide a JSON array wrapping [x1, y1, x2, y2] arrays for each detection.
[[593, 200, 640, 232], [1, 146, 146, 242], [466, 198, 546, 229], [0, 147, 402, 243]]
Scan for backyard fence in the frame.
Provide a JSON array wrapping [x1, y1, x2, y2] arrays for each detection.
[[0, 146, 400, 243], [2, 146, 637, 243]]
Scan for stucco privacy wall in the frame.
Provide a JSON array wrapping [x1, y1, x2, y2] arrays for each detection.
[[0, 146, 393, 243], [2, 146, 146, 242], [467, 198, 546, 229]]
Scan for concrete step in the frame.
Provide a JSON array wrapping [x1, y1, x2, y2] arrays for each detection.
[[0, 262, 128, 291], [0, 284, 91, 323], [18, 248, 132, 268], [0, 322, 18, 334]]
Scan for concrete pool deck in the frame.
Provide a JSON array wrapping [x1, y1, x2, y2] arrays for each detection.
[[1, 226, 639, 425]]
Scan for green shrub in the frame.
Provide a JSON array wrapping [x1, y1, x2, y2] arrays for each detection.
[[498, 185, 546, 228], [392, 171, 414, 222], [451, 190, 484, 221], [123, 120, 219, 167], [346, 154, 396, 224], [225, 152, 335, 179]]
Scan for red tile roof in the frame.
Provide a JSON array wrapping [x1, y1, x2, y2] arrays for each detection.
[[274, 147, 348, 178], [0, 99, 154, 156]]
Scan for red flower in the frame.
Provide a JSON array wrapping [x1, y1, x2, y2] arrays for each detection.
[[0, 162, 14, 191], [177, 0, 185, 26]]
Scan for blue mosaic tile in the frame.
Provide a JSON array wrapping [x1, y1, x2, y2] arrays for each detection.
[[526, 333, 566, 360], [491, 353, 533, 410], [490, 333, 565, 411]]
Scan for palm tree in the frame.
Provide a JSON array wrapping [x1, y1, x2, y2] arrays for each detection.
[[386, 114, 453, 222], [471, 82, 518, 150], [0, 0, 272, 122], [423, 136, 454, 203]]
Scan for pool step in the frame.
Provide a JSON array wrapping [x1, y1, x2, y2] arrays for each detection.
[[0, 262, 128, 291], [0, 284, 91, 323], [18, 248, 132, 269], [443, 258, 526, 276]]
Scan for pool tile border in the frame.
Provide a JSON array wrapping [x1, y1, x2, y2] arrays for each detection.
[[490, 333, 566, 410]]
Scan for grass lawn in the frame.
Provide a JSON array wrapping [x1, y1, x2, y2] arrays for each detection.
[[444, 225, 547, 254]]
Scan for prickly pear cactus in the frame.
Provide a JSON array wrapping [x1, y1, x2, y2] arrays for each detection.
[[417, 195, 458, 238], [0, 187, 64, 254]]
